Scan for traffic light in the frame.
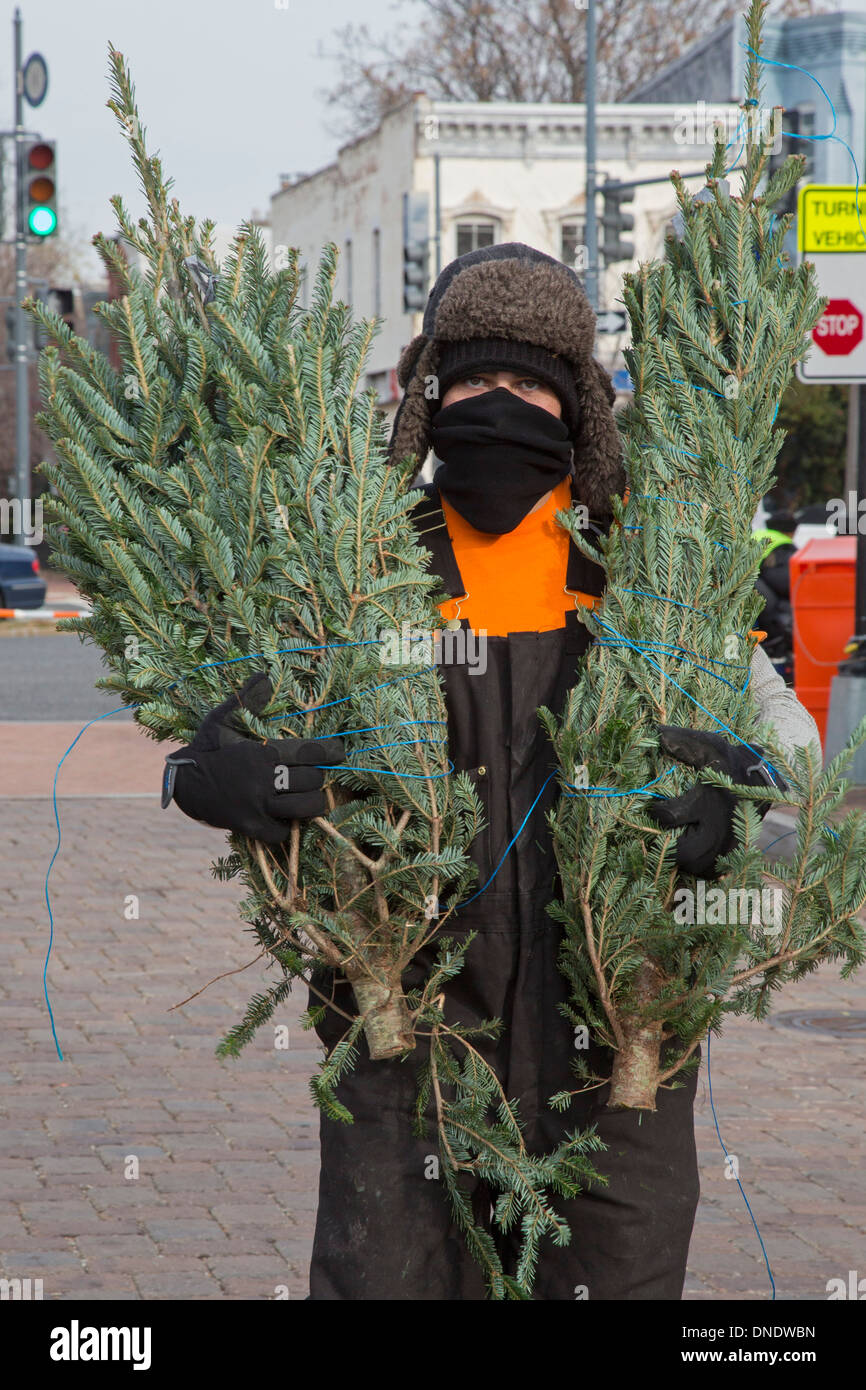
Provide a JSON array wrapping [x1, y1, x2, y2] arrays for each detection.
[[47, 288, 74, 328], [5, 304, 16, 362], [599, 179, 635, 267], [4, 300, 38, 361], [20, 138, 57, 237], [402, 190, 430, 313], [766, 107, 815, 219], [33, 288, 75, 350], [403, 239, 429, 313]]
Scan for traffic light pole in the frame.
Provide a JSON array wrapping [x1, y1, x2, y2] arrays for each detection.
[[597, 167, 745, 196], [12, 7, 30, 546], [584, 0, 598, 312]]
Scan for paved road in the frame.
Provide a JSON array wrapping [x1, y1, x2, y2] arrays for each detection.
[[0, 789, 863, 1301], [0, 635, 134, 722], [1, 633, 863, 1301]]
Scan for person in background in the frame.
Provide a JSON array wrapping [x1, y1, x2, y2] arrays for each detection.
[[754, 508, 798, 680]]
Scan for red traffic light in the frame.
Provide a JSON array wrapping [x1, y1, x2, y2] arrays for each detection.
[[28, 142, 54, 171]]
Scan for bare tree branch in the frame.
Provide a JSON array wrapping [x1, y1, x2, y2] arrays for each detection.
[[319, 0, 833, 141]]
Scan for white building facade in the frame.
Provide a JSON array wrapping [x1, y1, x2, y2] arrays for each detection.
[[269, 96, 739, 407]]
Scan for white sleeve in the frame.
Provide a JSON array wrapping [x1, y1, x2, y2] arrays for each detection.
[[749, 644, 821, 762]]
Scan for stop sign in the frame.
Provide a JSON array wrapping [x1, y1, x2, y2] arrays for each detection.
[[813, 298, 864, 356]]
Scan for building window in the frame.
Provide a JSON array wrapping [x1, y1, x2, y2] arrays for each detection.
[[561, 221, 586, 272], [345, 238, 353, 307], [455, 220, 498, 257], [372, 228, 381, 317]]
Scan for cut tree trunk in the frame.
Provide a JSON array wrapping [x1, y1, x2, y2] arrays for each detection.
[[349, 973, 415, 1059], [606, 958, 664, 1110], [323, 802, 417, 1059]]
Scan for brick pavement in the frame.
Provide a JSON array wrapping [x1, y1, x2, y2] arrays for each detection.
[[1, 757, 864, 1301]]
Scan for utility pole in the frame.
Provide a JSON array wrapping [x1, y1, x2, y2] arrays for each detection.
[[584, 0, 598, 312], [845, 382, 859, 497], [13, 7, 30, 545], [857, 383, 866, 658], [841, 380, 866, 673]]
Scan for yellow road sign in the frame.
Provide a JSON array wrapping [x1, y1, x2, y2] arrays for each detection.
[[798, 185, 866, 253]]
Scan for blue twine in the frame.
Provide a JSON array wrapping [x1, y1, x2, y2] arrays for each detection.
[[452, 771, 560, 909], [632, 495, 700, 507], [658, 439, 754, 489], [592, 614, 783, 785], [670, 378, 736, 402], [706, 1028, 776, 1300], [272, 669, 430, 718], [762, 829, 797, 854], [40, 646, 453, 1058], [619, 588, 711, 617], [596, 638, 750, 693], [339, 719, 446, 737], [596, 637, 750, 671], [42, 702, 136, 1062], [741, 43, 865, 251], [622, 525, 729, 550], [563, 766, 677, 798]]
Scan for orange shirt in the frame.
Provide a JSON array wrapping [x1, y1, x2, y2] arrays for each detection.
[[435, 484, 768, 645], [437, 478, 576, 636]]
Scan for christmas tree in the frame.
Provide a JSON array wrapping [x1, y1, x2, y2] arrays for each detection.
[[27, 48, 602, 1298], [544, 0, 866, 1112]]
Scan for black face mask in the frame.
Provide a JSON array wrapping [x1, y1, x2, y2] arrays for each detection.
[[431, 388, 573, 535]]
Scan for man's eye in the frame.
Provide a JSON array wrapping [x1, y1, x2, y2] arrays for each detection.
[[464, 375, 487, 387], [520, 379, 541, 390]]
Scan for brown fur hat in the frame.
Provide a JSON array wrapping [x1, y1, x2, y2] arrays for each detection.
[[388, 242, 626, 513]]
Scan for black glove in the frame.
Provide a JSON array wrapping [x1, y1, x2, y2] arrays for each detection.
[[162, 671, 345, 844], [645, 725, 784, 878]]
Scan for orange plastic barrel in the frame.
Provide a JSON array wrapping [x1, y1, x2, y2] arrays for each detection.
[[789, 535, 855, 745]]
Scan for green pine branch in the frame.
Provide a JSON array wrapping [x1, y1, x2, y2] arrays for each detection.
[[26, 43, 606, 1298], [544, 0, 866, 1112]]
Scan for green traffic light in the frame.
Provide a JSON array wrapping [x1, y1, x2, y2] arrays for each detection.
[[28, 205, 57, 236]]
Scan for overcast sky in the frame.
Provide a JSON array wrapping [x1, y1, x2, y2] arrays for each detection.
[[1, 0, 399, 271], [4, 0, 864, 278]]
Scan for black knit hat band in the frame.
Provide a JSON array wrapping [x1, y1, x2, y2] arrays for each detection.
[[436, 337, 580, 435]]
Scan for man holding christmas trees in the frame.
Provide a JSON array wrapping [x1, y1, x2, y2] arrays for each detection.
[[169, 243, 820, 1299]]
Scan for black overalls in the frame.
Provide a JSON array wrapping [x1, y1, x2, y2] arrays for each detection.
[[307, 484, 700, 1300]]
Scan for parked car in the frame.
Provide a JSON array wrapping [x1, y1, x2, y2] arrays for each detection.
[[0, 543, 47, 610]]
